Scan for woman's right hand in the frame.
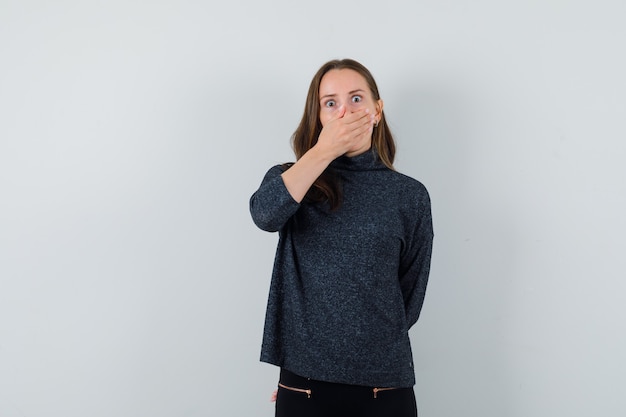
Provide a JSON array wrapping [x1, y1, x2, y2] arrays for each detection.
[[280, 105, 374, 203], [315, 105, 375, 159]]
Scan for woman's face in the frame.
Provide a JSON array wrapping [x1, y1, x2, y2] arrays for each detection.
[[318, 69, 383, 127]]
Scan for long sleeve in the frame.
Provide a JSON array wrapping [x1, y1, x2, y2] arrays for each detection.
[[249, 165, 301, 232], [399, 188, 434, 329]]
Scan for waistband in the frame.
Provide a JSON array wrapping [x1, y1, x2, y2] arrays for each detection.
[[278, 368, 403, 399]]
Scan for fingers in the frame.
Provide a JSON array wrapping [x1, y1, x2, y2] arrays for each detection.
[[316, 107, 375, 158], [324, 108, 371, 138], [343, 108, 375, 133], [341, 108, 370, 127], [336, 109, 373, 141], [354, 114, 375, 141], [340, 111, 374, 152]]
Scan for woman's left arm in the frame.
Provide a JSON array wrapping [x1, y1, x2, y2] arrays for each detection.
[[399, 189, 434, 329]]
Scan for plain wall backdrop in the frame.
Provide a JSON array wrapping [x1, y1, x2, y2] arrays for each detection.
[[1, 1, 625, 416]]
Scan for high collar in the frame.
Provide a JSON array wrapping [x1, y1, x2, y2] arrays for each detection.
[[330, 148, 387, 172]]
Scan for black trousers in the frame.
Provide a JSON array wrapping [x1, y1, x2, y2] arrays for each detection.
[[275, 369, 418, 417]]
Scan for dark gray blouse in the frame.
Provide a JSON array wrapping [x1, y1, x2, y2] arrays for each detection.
[[250, 149, 433, 387]]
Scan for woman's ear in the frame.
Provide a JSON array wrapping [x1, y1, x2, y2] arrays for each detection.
[[375, 99, 384, 123]]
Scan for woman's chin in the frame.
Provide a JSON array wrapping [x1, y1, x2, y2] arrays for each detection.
[[344, 143, 372, 158]]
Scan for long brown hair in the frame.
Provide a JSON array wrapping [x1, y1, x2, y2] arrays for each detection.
[[286, 58, 396, 210]]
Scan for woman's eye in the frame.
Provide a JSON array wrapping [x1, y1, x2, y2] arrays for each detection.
[[325, 100, 336, 108], [351, 95, 362, 103]]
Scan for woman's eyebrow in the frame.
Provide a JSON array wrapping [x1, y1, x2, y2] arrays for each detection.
[[320, 89, 366, 100]]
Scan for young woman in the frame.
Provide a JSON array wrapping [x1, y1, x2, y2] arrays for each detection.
[[250, 58, 434, 417]]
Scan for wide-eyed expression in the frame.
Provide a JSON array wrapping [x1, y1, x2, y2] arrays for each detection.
[[318, 69, 383, 127]]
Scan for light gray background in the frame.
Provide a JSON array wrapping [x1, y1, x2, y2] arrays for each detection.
[[1, 1, 625, 416]]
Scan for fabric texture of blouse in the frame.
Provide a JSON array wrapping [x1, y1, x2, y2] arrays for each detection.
[[249, 149, 434, 388]]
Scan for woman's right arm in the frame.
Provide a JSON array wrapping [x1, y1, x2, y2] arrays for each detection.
[[250, 106, 373, 231], [279, 146, 336, 203], [281, 106, 374, 202], [249, 149, 333, 232], [249, 165, 301, 232]]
